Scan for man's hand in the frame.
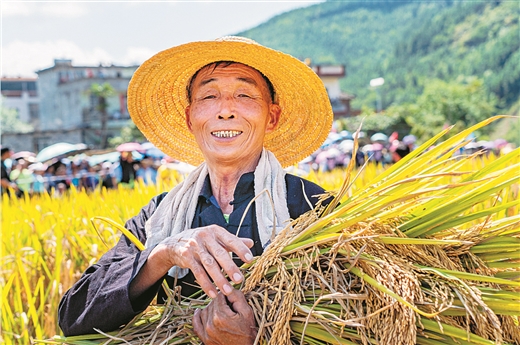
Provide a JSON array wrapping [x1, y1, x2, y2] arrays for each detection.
[[129, 225, 254, 302], [159, 225, 254, 299], [193, 289, 257, 345]]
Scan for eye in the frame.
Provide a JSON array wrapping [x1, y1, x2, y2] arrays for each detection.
[[202, 95, 216, 100], [238, 94, 251, 98]]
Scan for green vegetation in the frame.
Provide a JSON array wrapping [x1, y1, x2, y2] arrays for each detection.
[[1, 98, 34, 133], [238, 0, 519, 141]]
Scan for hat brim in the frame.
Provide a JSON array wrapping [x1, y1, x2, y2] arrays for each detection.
[[127, 38, 333, 168]]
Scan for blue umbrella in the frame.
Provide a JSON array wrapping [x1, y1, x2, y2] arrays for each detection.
[[36, 142, 88, 163], [88, 151, 143, 166], [87, 151, 121, 166], [403, 135, 417, 145], [144, 147, 167, 159], [370, 133, 388, 143]]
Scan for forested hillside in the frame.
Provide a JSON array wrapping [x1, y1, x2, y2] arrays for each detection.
[[238, 0, 519, 115]]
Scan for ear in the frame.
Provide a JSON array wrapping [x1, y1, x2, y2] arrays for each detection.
[[185, 106, 193, 133], [265, 104, 281, 133]]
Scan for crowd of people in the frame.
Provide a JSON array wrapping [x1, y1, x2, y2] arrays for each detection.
[[0, 133, 513, 198], [0, 146, 192, 198]]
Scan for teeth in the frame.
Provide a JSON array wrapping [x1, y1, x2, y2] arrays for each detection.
[[212, 130, 242, 138]]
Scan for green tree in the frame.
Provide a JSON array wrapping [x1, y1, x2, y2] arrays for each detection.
[[336, 106, 404, 134], [90, 83, 115, 149], [387, 77, 498, 142], [1, 101, 34, 133], [108, 122, 146, 148], [503, 116, 520, 147]]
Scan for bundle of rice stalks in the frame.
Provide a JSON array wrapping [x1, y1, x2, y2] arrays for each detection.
[[45, 116, 519, 345]]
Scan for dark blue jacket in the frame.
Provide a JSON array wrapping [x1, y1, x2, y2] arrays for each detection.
[[58, 172, 329, 336]]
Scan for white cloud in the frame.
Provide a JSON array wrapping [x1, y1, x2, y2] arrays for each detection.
[[120, 46, 156, 66], [40, 2, 88, 18], [2, 1, 87, 18], [1, 2, 34, 17], [1, 40, 114, 77]]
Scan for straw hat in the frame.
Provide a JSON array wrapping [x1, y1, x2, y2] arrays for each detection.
[[127, 36, 333, 168]]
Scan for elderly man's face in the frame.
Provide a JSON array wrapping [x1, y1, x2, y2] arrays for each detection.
[[185, 63, 280, 167]]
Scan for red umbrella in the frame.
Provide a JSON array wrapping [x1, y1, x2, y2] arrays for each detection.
[[116, 142, 143, 152], [388, 131, 399, 143]]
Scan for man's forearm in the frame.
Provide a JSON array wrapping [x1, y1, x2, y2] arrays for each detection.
[[129, 244, 172, 300]]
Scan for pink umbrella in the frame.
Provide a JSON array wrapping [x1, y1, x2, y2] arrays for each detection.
[[11, 151, 36, 160], [116, 142, 144, 152], [372, 143, 384, 151], [314, 150, 329, 164]]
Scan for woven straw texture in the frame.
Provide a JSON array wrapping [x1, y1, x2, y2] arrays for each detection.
[[127, 37, 333, 167]]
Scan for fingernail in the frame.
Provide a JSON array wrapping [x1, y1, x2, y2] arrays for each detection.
[[245, 253, 253, 262], [208, 290, 217, 299], [223, 284, 232, 294], [233, 272, 242, 282]]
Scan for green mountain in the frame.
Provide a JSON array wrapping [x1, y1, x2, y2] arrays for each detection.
[[237, 0, 519, 113]]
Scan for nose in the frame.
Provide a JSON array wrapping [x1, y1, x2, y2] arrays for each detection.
[[218, 113, 235, 119], [217, 95, 235, 120]]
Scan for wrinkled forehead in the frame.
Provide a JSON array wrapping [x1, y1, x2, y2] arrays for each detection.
[[187, 61, 276, 102], [194, 61, 259, 78]]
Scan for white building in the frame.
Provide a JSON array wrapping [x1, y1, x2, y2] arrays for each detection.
[[311, 64, 355, 118], [1, 59, 355, 152], [1, 77, 40, 124], [34, 59, 138, 150]]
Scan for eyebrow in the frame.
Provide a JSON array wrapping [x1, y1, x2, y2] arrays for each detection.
[[197, 76, 259, 88]]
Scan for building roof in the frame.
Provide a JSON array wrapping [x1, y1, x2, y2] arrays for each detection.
[[1, 77, 38, 82]]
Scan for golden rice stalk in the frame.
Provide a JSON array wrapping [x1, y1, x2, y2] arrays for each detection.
[[41, 116, 519, 345]]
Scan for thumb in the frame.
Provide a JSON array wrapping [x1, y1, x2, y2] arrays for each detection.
[[225, 289, 251, 315]]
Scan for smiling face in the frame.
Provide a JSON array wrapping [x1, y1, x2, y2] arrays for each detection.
[[185, 62, 281, 170]]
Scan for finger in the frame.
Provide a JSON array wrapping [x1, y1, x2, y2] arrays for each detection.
[[204, 241, 245, 286], [213, 292, 237, 318], [214, 227, 254, 263], [197, 249, 236, 296], [241, 238, 254, 249], [225, 289, 252, 316], [192, 309, 206, 341], [190, 260, 219, 299]]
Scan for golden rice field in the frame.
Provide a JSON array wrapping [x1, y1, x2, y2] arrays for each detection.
[[0, 165, 368, 344], [1, 121, 519, 344]]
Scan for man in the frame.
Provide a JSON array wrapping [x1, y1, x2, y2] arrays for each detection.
[[58, 37, 333, 344], [9, 158, 35, 194], [1, 147, 19, 196], [117, 151, 137, 187]]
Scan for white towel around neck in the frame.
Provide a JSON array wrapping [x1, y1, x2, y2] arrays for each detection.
[[144, 149, 291, 278]]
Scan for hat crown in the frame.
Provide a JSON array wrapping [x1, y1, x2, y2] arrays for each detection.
[[127, 38, 333, 167], [215, 36, 258, 45]]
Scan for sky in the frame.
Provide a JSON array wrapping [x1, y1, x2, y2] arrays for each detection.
[[1, 1, 323, 78]]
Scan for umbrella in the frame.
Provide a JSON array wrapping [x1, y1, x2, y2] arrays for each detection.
[[88, 151, 144, 166], [36, 142, 88, 163], [494, 138, 507, 148], [403, 135, 417, 145], [140, 142, 167, 159], [372, 143, 384, 151], [87, 151, 121, 166], [11, 151, 36, 160], [117, 142, 143, 152], [388, 131, 399, 143], [339, 140, 354, 153], [144, 147, 167, 159], [370, 133, 388, 143], [340, 130, 354, 140], [140, 142, 155, 150], [28, 162, 48, 172]]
